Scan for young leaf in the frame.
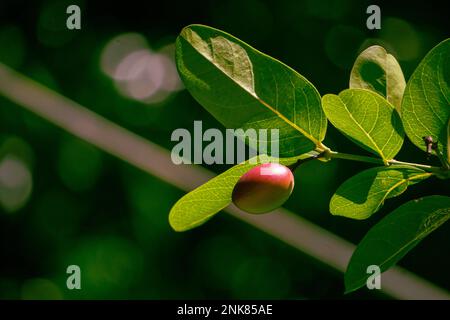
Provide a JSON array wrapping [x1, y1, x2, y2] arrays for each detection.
[[350, 45, 406, 111], [169, 153, 316, 232], [345, 195, 450, 293], [322, 89, 404, 162], [175, 24, 327, 157], [401, 38, 450, 162], [330, 166, 432, 220]]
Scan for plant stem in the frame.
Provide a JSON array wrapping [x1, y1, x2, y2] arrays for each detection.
[[327, 151, 444, 173], [327, 151, 383, 165], [434, 147, 450, 170], [288, 152, 324, 171], [388, 159, 441, 171]]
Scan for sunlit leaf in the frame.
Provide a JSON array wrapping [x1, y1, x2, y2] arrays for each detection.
[[401, 38, 450, 163], [330, 166, 431, 220], [169, 153, 317, 231], [176, 24, 327, 157], [350, 45, 406, 110], [322, 89, 404, 162]]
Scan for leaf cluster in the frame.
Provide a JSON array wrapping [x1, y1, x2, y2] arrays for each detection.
[[171, 25, 450, 292]]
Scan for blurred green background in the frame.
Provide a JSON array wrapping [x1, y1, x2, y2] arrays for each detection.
[[0, 0, 449, 299]]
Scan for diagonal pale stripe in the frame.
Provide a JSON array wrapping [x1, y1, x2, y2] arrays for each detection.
[[0, 63, 448, 300]]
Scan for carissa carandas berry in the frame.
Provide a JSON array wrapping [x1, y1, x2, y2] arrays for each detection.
[[232, 163, 295, 214]]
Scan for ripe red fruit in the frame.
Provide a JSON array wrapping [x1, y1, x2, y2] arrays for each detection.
[[232, 163, 295, 214]]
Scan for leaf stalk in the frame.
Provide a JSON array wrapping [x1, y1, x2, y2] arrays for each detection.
[[327, 151, 448, 177]]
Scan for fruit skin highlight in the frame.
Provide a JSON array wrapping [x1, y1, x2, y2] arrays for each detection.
[[232, 163, 295, 214]]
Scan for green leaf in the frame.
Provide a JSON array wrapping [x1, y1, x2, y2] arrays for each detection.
[[175, 24, 327, 157], [350, 45, 406, 111], [322, 89, 405, 162], [330, 166, 432, 220], [169, 153, 316, 232], [401, 38, 450, 162], [345, 195, 450, 293], [447, 119, 450, 165]]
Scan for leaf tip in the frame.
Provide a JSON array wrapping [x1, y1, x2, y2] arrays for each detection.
[[168, 212, 183, 232], [343, 286, 358, 295], [344, 273, 366, 294]]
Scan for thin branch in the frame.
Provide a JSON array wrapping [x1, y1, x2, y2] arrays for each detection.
[[329, 151, 444, 174]]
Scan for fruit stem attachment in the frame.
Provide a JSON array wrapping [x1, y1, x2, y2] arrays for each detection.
[[327, 151, 382, 165], [288, 151, 326, 172]]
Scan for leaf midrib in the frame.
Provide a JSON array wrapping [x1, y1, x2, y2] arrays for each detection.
[[338, 92, 387, 161], [334, 171, 431, 217], [373, 172, 431, 211]]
